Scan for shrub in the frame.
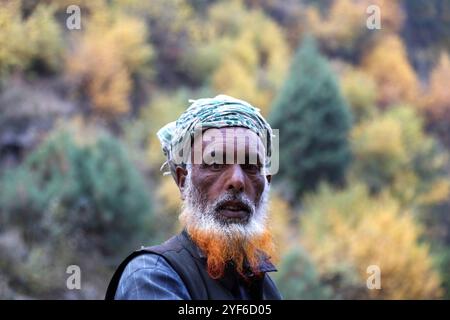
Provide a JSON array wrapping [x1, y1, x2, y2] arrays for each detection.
[[0, 127, 154, 255], [273, 247, 333, 299]]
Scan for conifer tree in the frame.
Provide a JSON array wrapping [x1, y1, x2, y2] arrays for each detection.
[[269, 36, 352, 200]]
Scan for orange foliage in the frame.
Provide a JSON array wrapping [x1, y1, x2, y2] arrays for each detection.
[[423, 53, 450, 120], [66, 10, 152, 116], [363, 34, 419, 107]]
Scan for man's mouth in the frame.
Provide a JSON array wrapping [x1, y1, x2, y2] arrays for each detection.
[[216, 200, 251, 221]]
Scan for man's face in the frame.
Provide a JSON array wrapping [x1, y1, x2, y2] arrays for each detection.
[[176, 127, 275, 277], [177, 127, 271, 228]]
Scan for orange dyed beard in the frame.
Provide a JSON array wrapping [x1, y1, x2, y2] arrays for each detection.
[[180, 167, 277, 281], [184, 222, 277, 280]]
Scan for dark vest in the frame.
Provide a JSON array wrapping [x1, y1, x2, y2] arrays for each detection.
[[105, 230, 282, 300]]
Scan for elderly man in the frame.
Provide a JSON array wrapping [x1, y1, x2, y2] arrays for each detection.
[[106, 95, 282, 300]]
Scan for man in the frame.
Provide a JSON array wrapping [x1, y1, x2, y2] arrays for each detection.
[[106, 95, 282, 300]]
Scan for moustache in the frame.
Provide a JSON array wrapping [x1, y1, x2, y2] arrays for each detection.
[[212, 193, 255, 216]]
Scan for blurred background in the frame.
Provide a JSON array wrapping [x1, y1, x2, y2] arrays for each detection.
[[0, 0, 450, 299]]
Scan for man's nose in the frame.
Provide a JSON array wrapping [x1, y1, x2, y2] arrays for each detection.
[[226, 164, 245, 193]]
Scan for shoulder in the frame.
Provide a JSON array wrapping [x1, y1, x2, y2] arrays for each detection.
[[115, 253, 191, 300]]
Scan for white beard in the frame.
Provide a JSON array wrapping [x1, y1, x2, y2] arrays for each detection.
[[179, 170, 270, 241]]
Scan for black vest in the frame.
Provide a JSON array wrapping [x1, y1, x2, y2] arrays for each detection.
[[105, 230, 282, 300]]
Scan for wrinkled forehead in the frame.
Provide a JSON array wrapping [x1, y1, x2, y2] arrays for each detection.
[[191, 127, 266, 164]]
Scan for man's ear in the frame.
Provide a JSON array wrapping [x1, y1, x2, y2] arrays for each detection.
[[176, 166, 188, 199], [266, 174, 272, 184]]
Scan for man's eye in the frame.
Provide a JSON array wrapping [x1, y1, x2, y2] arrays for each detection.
[[203, 163, 224, 170], [242, 164, 260, 173]]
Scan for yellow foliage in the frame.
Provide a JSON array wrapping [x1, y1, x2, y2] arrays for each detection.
[[352, 116, 407, 167], [363, 34, 419, 107], [46, 0, 105, 11], [66, 9, 153, 116], [155, 176, 182, 234], [351, 106, 450, 206], [0, 1, 27, 73], [367, 0, 405, 32], [307, 0, 404, 52], [423, 52, 450, 120], [301, 184, 442, 299], [191, 0, 289, 115], [352, 208, 441, 299], [133, 93, 191, 235], [141, 91, 191, 170], [267, 192, 293, 255], [212, 55, 271, 114], [416, 179, 450, 207], [0, 1, 63, 76], [156, 176, 183, 224], [24, 4, 63, 71], [307, 0, 366, 53], [340, 68, 378, 122]]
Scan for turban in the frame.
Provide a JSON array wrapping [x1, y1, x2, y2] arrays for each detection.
[[157, 94, 273, 177]]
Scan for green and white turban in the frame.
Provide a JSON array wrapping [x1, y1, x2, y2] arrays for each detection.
[[157, 94, 273, 177]]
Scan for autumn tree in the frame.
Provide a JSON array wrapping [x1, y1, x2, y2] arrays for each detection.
[[306, 0, 404, 60], [306, 0, 367, 58], [66, 7, 153, 117], [421, 52, 450, 148], [0, 1, 63, 78], [301, 183, 442, 299], [340, 68, 378, 123], [363, 34, 419, 107], [267, 192, 295, 255], [181, 0, 289, 115], [350, 105, 450, 207]]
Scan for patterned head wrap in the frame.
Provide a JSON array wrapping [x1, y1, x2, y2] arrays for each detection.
[[157, 94, 273, 178]]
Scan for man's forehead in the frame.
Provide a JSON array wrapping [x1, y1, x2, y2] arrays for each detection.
[[190, 127, 266, 165], [201, 127, 260, 142], [198, 127, 265, 151]]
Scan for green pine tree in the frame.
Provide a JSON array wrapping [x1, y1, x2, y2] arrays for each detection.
[[0, 129, 154, 256], [269, 36, 352, 201]]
